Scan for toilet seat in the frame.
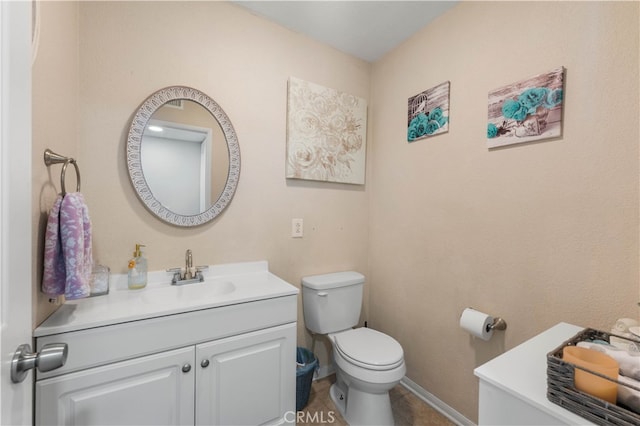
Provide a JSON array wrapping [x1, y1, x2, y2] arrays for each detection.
[[333, 328, 404, 371]]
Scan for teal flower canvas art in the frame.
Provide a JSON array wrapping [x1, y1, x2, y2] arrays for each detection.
[[407, 81, 450, 142], [487, 67, 565, 148]]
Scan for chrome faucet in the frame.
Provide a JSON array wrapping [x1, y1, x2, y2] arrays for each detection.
[[185, 249, 193, 280], [167, 249, 208, 285]]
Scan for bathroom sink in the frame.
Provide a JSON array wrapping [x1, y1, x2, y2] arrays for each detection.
[[34, 261, 298, 336], [174, 279, 236, 298]]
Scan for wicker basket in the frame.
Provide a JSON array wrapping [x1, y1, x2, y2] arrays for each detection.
[[547, 328, 640, 426]]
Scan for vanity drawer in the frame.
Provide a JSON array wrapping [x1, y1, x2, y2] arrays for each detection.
[[35, 295, 296, 379]]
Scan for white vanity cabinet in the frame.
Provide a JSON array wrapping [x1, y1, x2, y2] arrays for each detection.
[[474, 322, 594, 425], [33, 261, 299, 426]]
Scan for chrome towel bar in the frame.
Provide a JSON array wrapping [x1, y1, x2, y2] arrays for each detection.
[[44, 149, 81, 196]]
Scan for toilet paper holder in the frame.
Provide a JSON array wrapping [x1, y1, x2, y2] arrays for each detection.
[[488, 317, 507, 332]]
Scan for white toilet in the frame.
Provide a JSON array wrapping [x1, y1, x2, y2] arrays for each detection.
[[302, 271, 406, 426]]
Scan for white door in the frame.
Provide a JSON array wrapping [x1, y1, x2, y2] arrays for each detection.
[[0, 1, 33, 424]]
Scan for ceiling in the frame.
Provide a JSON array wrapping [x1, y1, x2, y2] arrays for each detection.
[[233, 1, 458, 63]]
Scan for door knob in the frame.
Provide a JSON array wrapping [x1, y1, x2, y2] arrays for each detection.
[[11, 343, 68, 383]]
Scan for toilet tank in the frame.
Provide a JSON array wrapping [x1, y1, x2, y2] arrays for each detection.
[[301, 271, 364, 334]]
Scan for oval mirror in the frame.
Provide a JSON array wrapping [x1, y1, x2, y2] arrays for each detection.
[[126, 86, 240, 227]]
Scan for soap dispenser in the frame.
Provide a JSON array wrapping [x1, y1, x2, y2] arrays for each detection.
[[128, 244, 147, 290]]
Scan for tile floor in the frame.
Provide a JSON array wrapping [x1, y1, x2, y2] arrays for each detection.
[[297, 375, 456, 426]]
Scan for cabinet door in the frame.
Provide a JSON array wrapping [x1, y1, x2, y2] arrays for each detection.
[[196, 323, 296, 426], [36, 347, 195, 426]]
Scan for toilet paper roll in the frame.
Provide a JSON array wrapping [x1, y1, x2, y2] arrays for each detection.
[[460, 308, 494, 341], [614, 318, 639, 334]]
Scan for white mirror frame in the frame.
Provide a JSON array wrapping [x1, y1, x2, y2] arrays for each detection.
[[126, 86, 240, 227]]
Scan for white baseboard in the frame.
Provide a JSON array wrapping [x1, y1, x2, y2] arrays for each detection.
[[400, 376, 475, 426]]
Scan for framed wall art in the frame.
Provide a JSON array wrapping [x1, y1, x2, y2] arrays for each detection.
[[286, 77, 367, 185], [487, 67, 565, 148], [407, 81, 450, 142]]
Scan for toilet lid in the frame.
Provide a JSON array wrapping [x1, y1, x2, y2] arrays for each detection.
[[334, 328, 404, 371]]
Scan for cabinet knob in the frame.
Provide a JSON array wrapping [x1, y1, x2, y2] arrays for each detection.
[[201, 359, 210, 368], [181, 364, 191, 373]]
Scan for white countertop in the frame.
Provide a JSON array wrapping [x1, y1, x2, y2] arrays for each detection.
[[35, 261, 299, 337], [474, 322, 593, 425]]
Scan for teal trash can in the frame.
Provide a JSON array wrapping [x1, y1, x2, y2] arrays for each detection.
[[296, 347, 318, 411]]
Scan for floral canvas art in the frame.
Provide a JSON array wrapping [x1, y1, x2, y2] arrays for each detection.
[[286, 77, 367, 184], [407, 81, 450, 142], [487, 67, 565, 148]]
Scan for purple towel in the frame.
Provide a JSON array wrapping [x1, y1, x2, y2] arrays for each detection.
[[42, 193, 93, 300]]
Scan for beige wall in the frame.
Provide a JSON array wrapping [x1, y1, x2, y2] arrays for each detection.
[[369, 1, 639, 421], [32, 1, 639, 422], [32, 1, 80, 325], [33, 1, 371, 369]]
